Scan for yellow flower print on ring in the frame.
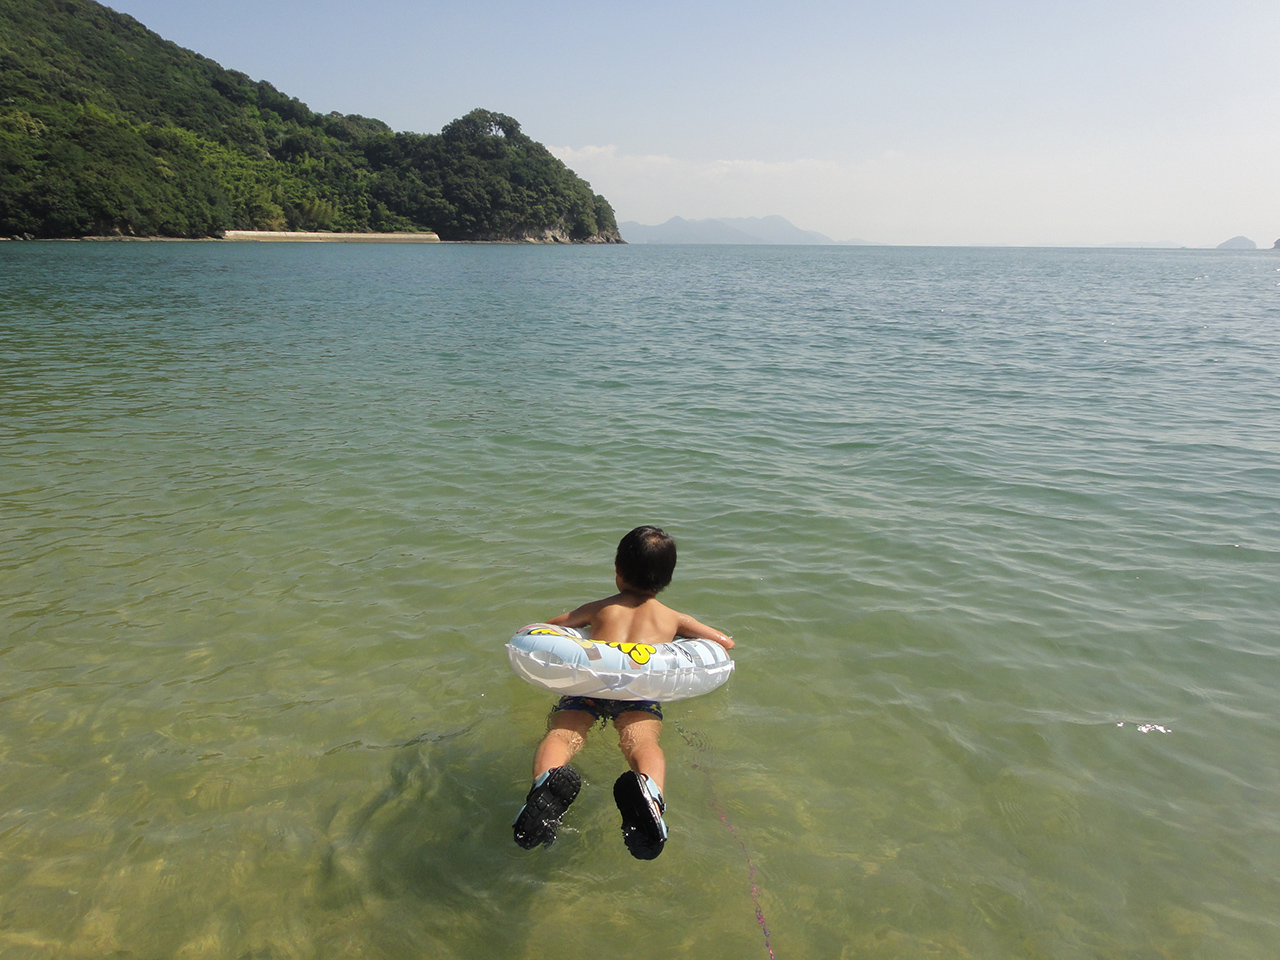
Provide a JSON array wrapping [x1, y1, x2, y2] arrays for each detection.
[[605, 641, 656, 665]]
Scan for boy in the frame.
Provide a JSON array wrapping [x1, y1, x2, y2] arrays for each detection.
[[512, 525, 734, 860]]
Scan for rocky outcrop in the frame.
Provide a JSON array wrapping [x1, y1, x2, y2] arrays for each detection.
[[582, 228, 626, 244], [457, 226, 624, 244]]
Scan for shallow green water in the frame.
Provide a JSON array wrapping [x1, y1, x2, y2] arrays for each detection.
[[2, 241, 1278, 959]]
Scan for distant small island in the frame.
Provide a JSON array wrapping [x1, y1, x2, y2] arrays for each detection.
[[0, 0, 620, 242], [1217, 236, 1257, 250]]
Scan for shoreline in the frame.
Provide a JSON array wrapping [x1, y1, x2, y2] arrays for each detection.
[[222, 230, 440, 243], [6, 231, 599, 243]]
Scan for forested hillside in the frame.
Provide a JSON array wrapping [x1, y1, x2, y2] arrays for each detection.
[[0, 0, 621, 241]]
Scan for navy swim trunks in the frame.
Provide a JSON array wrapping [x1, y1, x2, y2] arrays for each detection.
[[552, 695, 663, 723]]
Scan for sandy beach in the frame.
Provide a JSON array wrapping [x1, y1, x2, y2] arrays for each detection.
[[222, 230, 440, 242]]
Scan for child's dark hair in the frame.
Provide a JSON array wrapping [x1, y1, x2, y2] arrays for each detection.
[[615, 525, 677, 594]]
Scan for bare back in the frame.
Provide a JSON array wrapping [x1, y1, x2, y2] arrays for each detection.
[[548, 586, 734, 650]]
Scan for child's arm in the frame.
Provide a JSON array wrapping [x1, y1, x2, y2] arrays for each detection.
[[546, 599, 602, 629], [675, 613, 735, 650]]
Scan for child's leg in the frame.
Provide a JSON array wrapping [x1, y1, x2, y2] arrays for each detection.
[[613, 712, 668, 859], [532, 709, 595, 780], [614, 712, 665, 793]]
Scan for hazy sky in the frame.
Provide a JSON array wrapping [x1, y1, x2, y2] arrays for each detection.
[[106, 0, 1278, 247]]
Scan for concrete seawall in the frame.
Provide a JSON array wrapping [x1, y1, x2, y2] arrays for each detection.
[[223, 230, 440, 242]]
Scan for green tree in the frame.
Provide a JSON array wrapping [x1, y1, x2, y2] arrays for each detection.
[[0, 1, 621, 241]]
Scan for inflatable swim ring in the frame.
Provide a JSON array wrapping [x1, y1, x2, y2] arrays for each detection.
[[506, 623, 735, 702]]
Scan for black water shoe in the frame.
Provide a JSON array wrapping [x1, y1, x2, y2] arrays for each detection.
[[513, 765, 581, 849], [613, 771, 668, 860]]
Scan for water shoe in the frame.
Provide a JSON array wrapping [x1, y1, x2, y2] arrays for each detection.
[[613, 771, 668, 860], [513, 765, 581, 849]]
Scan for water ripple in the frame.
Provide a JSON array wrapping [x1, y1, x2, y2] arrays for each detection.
[[2, 242, 1278, 959]]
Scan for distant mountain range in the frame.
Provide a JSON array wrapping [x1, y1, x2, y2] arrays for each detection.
[[619, 220, 1277, 248], [619, 215, 876, 245]]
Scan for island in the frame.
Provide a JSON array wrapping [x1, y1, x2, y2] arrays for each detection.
[[0, 0, 621, 243]]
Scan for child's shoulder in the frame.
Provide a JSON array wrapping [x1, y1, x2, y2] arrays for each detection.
[[547, 595, 613, 628]]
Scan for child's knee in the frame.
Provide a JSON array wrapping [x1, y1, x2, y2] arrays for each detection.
[[547, 725, 587, 749]]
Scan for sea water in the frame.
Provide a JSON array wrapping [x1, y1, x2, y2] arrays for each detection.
[[1, 240, 1277, 959]]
